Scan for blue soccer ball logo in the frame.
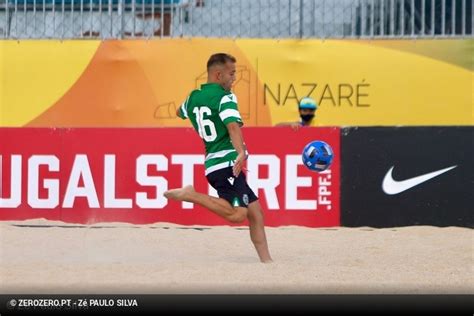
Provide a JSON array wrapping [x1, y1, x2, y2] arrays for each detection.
[[302, 140, 334, 172]]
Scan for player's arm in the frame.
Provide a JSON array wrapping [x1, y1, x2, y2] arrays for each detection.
[[176, 96, 190, 120], [227, 122, 246, 154], [219, 93, 247, 176], [227, 122, 247, 177]]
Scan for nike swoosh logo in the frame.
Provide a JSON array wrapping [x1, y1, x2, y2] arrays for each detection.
[[382, 165, 457, 195]]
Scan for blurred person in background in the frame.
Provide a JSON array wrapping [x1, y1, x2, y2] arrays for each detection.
[[276, 97, 318, 130]]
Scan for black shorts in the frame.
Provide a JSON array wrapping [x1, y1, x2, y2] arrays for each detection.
[[206, 167, 258, 208]]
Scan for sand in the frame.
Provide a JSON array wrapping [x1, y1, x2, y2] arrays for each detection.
[[0, 219, 472, 294]]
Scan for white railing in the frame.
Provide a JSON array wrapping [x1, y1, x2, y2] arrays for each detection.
[[1, 0, 472, 39]]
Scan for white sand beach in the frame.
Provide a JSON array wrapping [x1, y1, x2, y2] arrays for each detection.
[[0, 219, 472, 294]]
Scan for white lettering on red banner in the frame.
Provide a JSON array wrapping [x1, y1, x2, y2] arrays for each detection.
[[0, 128, 340, 227]]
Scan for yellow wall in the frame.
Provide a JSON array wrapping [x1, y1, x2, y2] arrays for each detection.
[[1, 39, 472, 127]]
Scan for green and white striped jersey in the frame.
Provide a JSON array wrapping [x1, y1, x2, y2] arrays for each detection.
[[178, 83, 243, 175]]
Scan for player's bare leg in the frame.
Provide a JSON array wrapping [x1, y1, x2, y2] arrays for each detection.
[[247, 200, 273, 263], [164, 185, 247, 223]]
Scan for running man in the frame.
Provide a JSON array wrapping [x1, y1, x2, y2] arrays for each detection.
[[164, 53, 273, 263]]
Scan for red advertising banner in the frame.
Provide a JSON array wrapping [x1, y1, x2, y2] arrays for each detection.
[[0, 127, 340, 227]]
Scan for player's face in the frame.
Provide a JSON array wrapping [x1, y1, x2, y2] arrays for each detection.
[[219, 62, 236, 91]]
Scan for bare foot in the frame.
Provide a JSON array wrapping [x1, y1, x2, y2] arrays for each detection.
[[261, 259, 274, 264], [163, 185, 195, 201]]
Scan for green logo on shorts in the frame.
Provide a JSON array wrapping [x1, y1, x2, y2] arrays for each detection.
[[232, 197, 240, 207]]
